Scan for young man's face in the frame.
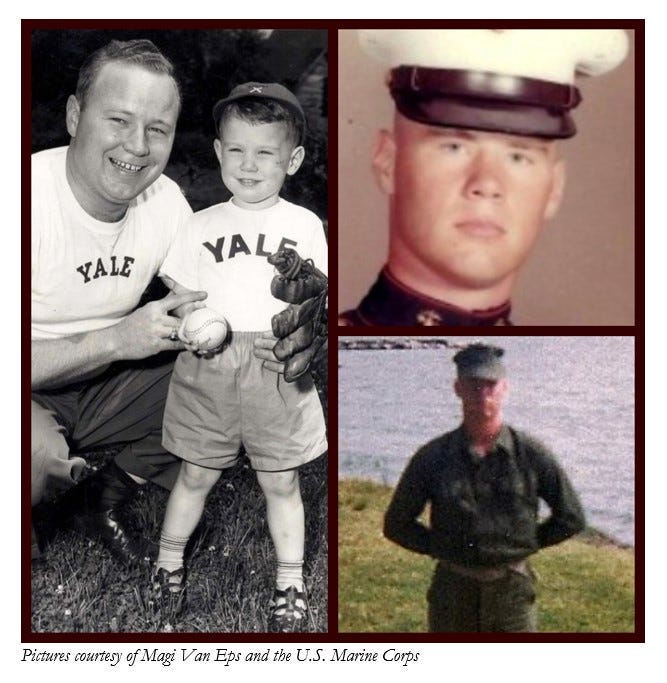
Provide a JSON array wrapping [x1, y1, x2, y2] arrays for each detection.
[[66, 61, 180, 222], [214, 116, 304, 211], [374, 115, 565, 294], [454, 376, 508, 421]]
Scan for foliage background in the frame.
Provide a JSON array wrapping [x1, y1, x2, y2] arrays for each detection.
[[31, 29, 328, 218]]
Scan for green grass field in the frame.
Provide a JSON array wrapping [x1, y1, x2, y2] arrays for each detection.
[[338, 479, 635, 634]]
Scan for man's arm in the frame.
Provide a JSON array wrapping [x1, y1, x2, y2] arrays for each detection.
[[383, 452, 432, 555], [31, 289, 207, 391], [160, 275, 202, 320], [532, 445, 586, 548]]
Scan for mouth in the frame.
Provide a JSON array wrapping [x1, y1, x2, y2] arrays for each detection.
[[237, 178, 262, 187], [109, 157, 146, 174], [455, 219, 505, 239]]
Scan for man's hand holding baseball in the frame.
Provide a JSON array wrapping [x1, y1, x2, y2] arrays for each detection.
[[31, 290, 208, 391], [111, 289, 208, 359]]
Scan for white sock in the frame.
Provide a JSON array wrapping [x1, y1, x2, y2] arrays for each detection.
[[156, 531, 189, 573], [276, 560, 304, 592]]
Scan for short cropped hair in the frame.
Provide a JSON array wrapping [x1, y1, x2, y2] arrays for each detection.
[[217, 99, 305, 147], [75, 39, 181, 110]]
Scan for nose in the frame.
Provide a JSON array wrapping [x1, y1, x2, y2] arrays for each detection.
[[240, 151, 258, 172], [463, 151, 504, 201], [123, 125, 150, 158]]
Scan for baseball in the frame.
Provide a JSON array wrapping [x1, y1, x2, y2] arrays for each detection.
[[182, 307, 228, 351]]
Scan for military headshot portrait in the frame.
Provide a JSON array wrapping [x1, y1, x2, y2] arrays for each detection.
[[337, 26, 638, 327]]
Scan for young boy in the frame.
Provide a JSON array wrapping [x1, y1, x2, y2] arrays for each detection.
[[154, 82, 328, 632]]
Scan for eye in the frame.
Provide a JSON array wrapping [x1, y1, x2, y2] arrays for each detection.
[[109, 117, 127, 125], [148, 126, 167, 136], [258, 150, 274, 156], [440, 141, 463, 153], [509, 151, 534, 165]]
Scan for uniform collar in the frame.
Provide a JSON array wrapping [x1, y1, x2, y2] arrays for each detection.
[[455, 424, 515, 461], [356, 267, 513, 327]]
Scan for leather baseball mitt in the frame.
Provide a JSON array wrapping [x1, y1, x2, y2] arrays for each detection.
[[267, 247, 328, 304], [268, 248, 328, 382]]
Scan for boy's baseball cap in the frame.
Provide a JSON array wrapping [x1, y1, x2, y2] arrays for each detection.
[[212, 82, 306, 135]]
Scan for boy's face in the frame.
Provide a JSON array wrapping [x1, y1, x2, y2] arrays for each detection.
[[214, 115, 304, 211]]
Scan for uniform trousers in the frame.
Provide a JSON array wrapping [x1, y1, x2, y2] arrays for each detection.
[[427, 561, 538, 633], [31, 352, 181, 504]]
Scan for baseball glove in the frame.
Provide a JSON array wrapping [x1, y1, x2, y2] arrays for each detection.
[[268, 247, 328, 383], [267, 247, 328, 304]]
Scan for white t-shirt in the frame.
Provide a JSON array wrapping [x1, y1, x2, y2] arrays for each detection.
[[31, 147, 192, 340], [160, 198, 328, 331]]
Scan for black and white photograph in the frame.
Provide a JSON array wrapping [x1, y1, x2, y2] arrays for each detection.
[[29, 27, 329, 635]]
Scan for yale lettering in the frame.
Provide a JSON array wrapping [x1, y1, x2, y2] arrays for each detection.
[[76, 256, 135, 283], [202, 233, 297, 263]]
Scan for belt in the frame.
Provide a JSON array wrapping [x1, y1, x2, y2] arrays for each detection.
[[438, 559, 530, 583]]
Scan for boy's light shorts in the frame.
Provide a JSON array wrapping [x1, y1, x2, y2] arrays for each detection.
[[162, 331, 327, 472]]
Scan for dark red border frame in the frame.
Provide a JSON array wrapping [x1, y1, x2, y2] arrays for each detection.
[[22, 17, 645, 645]]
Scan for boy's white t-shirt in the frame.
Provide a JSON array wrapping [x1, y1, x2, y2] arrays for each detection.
[[160, 198, 328, 331], [31, 146, 193, 340]]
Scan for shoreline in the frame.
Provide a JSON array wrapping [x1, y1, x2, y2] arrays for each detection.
[[339, 337, 455, 351]]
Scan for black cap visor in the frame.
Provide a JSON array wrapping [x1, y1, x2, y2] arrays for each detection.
[[390, 67, 581, 139]]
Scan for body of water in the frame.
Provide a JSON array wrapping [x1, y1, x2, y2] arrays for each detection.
[[338, 336, 635, 547]]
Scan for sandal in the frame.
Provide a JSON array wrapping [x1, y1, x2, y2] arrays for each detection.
[[152, 567, 187, 617], [268, 585, 308, 633]]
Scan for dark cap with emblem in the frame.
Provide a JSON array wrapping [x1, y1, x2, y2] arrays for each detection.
[[454, 343, 506, 381], [359, 29, 628, 138], [212, 82, 306, 137]]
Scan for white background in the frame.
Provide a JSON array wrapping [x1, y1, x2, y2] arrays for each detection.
[[7, 1, 661, 680]]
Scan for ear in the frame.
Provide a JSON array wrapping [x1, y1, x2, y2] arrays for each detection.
[[65, 95, 81, 138], [213, 138, 223, 166], [544, 158, 566, 221], [372, 129, 396, 195], [286, 145, 305, 176]]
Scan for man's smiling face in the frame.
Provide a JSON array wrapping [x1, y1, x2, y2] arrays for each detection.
[[65, 61, 180, 221]]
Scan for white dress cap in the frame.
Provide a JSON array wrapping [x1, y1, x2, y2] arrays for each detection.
[[358, 29, 629, 85], [357, 28, 629, 138]]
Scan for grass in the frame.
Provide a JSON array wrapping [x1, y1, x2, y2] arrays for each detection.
[[339, 479, 635, 634], [31, 366, 328, 635]]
